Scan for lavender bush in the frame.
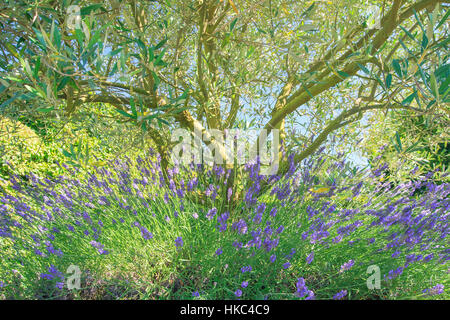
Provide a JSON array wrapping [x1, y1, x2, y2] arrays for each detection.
[[0, 145, 448, 300]]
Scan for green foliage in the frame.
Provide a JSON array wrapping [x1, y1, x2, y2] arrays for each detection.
[[0, 101, 155, 182], [0, 116, 64, 180], [0, 151, 448, 300]]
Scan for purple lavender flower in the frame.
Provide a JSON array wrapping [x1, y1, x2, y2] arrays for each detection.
[[306, 290, 315, 300], [269, 207, 277, 217], [233, 241, 243, 250], [232, 219, 248, 234], [41, 265, 65, 284], [241, 281, 249, 288], [227, 187, 233, 202], [40, 273, 54, 280], [90, 240, 109, 255], [256, 203, 266, 214], [235, 289, 242, 297], [333, 290, 348, 300], [423, 253, 434, 262], [253, 213, 262, 224], [206, 207, 217, 221], [339, 259, 355, 272], [140, 227, 153, 240], [386, 266, 404, 280], [423, 284, 444, 296], [306, 252, 314, 264], [175, 236, 183, 249], [241, 265, 252, 273], [276, 225, 285, 234]]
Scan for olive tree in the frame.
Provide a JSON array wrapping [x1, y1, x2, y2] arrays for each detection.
[[0, 0, 448, 184]]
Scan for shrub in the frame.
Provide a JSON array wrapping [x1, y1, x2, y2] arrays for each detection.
[[0, 147, 448, 300]]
